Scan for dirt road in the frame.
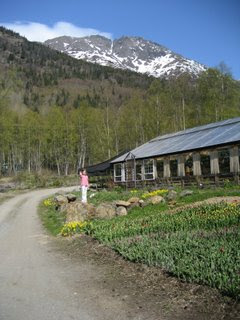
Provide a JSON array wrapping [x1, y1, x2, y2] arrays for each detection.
[[0, 187, 140, 320]]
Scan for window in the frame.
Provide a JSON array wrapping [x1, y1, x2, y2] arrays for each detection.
[[200, 154, 211, 175], [185, 156, 193, 176], [136, 160, 143, 181], [157, 160, 164, 178], [144, 159, 154, 180], [219, 149, 230, 174], [170, 159, 178, 177], [114, 163, 124, 182]]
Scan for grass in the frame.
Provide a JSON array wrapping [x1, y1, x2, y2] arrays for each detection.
[[176, 186, 240, 205], [87, 188, 145, 206], [38, 202, 67, 236], [11, 171, 79, 189]]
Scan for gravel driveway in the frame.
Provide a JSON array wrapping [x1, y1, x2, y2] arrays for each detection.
[[0, 187, 137, 320]]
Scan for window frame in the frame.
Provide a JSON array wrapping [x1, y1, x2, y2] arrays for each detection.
[[200, 152, 211, 176], [170, 159, 178, 177], [114, 163, 125, 182], [143, 159, 155, 180], [218, 148, 230, 174], [135, 160, 143, 181]]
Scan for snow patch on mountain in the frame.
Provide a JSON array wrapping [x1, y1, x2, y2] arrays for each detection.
[[45, 35, 207, 78]]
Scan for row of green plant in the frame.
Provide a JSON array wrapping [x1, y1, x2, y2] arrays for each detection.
[[39, 187, 240, 299], [87, 202, 240, 298], [57, 201, 240, 299], [113, 228, 240, 298], [86, 202, 240, 242]]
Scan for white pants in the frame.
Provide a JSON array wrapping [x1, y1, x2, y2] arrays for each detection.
[[81, 186, 88, 203]]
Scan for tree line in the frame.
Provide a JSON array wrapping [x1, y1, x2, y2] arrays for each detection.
[[0, 66, 240, 176]]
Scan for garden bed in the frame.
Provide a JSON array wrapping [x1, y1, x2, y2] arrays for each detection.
[[39, 186, 240, 299]]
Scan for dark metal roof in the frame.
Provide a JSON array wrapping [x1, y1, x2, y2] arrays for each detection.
[[111, 117, 240, 163], [86, 150, 128, 175], [86, 159, 112, 175]]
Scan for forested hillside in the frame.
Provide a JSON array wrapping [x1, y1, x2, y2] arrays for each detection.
[[0, 26, 240, 175]]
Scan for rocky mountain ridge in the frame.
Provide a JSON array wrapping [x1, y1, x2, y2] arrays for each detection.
[[45, 35, 207, 78]]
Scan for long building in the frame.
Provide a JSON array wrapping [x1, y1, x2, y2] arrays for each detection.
[[111, 117, 240, 187]]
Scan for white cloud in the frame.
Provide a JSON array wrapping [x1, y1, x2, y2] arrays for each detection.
[[0, 21, 112, 42]]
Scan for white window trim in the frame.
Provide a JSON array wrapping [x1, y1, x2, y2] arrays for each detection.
[[143, 159, 155, 180], [114, 163, 122, 182], [114, 163, 125, 182]]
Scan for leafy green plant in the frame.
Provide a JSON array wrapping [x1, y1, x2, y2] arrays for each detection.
[[39, 187, 240, 299], [113, 229, 240, 298], [87, 202, 240, 299]]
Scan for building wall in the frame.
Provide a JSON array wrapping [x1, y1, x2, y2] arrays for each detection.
[[113, 143, 240, 186]]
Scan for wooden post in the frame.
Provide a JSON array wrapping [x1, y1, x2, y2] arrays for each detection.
[[164, 158, 170, 178], [210, 150, 219, 174], [133, 158, 136, 188], [141, 161, 145, 185], [230, 146, 239, 173], [153, 159, 158, 186], [177, 155, 185, 177], [210, 150, 219, 186], [153, 159, 157, 179], [193, 152, 201, 176], [230, 146, 239, 185]]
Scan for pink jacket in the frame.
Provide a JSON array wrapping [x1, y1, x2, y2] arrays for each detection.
[[80, 172, 89, 187]]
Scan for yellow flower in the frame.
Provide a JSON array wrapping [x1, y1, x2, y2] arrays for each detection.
[[131, 189, 138, 193], [60, 220, 89, 236], [43, 198, 54, 207], [141, 189, 168, 199]]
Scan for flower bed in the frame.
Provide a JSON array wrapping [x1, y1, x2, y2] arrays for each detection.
[[39, 188, 240, 299], [86, 202, 240, 299]]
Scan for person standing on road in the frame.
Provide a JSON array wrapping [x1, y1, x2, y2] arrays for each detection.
[[79, 169, 89, 203]]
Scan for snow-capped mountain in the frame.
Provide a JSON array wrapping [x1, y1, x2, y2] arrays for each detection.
[[45, 35, 206, 78]]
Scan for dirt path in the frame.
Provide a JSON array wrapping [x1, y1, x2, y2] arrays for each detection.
[[0, 188, 239, 320], [0, 187, 138, 320]]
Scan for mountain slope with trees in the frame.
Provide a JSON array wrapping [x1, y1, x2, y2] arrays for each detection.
[[0, 27, 240, 175]]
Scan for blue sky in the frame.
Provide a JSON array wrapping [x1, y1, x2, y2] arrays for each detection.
[[1, 0, 240, 79]]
